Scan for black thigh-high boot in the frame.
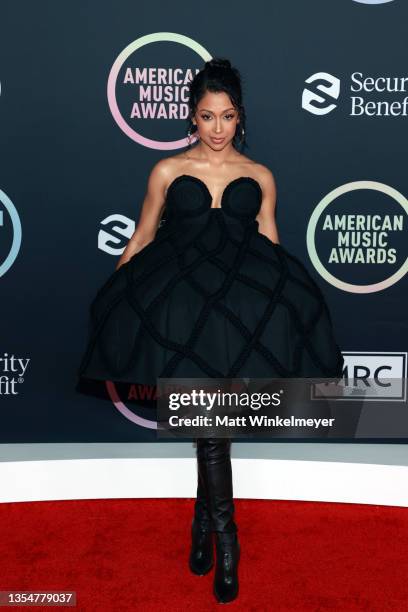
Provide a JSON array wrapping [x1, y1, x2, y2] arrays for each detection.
[[189, 439, 214, 575], [196, 437, 240, 603]]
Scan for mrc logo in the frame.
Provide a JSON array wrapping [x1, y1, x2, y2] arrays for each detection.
[[341, 351, 407, 401]]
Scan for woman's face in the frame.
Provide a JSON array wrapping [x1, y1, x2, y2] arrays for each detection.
[[192, 90, 240, 150]]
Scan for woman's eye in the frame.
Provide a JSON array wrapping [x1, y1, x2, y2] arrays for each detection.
[[200, 114, 234, 120]]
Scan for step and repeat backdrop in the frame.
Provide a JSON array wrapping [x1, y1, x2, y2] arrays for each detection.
[[1, 0, 407, 442]]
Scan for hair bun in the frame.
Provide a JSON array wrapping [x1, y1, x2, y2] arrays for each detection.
[[206, 58, 232, 71]]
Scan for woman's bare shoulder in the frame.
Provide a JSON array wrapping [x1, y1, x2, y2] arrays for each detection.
[[148, 152, 188, 185], [241, 157, 277, 192], [150, 152, 184, 174]]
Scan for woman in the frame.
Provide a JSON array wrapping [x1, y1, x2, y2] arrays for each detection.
[[77, 58, 344, 604]]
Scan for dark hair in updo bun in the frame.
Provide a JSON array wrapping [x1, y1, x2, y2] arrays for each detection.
[[186, 57, 247, 152], [206, 58, 232, 70]]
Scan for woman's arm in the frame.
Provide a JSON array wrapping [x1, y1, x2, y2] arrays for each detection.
[[255, 166, 280, 245], [115, 160, 170, 271]]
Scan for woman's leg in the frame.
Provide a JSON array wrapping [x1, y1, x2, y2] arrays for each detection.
[[189, 438, 214, 575], [196, 437, 237, 533], [193, 447, 212, 529], [195, 437, 240, 603]]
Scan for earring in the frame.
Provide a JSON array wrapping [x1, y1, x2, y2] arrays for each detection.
[[187, 125, 198, 146], [239, 125, 245, 143]]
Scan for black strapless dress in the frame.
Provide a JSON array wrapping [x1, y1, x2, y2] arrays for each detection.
[[77, 174, 344, 389]]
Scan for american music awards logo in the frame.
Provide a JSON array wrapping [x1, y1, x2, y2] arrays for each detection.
[[0, 187, 22, 279], [353, 1, 394, 4], [0, 80, 22, 278], [107, 32, 212, 150], [306, 181, 408, 293], [103, 380, 159, 430]]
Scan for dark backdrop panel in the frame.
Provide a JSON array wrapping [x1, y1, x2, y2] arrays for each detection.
[[0, 0, 407, 441]]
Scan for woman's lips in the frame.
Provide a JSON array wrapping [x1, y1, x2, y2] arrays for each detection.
[[211, 137, 225, 143]]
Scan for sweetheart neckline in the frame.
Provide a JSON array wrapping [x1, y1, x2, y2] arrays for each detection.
[[165, 173, 262, 209]]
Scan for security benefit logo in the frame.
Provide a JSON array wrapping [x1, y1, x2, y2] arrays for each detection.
[[107, 32, 212, 149], [98, 214, 135, 255], [302, 71, 408, 117], [306, 181, 408, 293], [98, 213, 166, 255], [0, 353, 30, 397]]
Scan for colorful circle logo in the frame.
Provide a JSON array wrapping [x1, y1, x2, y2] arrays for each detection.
[[307, 181, 408, 293], [0, 188, 22, 278], [105, 381, 158, 429], [107, 32, 212, 150]]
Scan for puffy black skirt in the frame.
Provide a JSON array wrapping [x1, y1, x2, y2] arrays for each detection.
[[76, 213, 344, 395]]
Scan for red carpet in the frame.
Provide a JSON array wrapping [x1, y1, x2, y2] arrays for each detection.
[[0, 498, 407, 611]]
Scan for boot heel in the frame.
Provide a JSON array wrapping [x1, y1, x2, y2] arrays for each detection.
[[189, 519, 214, 576], [213, 531, 240, 603]]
